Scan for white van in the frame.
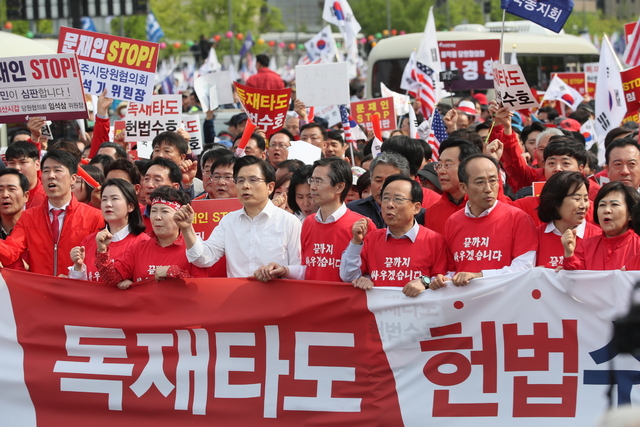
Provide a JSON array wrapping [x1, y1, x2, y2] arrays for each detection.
[[366, 21, 599, 99]]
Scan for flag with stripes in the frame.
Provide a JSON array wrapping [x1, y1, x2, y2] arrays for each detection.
[[161, 75, 174, 94], [624, 17, 640, 67], [339, 105, 356, 148], [426, 109, 448, 161], [414, 7, 441, 119]]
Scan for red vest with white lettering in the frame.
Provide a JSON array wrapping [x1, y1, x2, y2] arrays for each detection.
[[444, 202, 537, 272], [302, 209, 373, 281], [536, 222, 601, 269], [361, 225, 448, 287]]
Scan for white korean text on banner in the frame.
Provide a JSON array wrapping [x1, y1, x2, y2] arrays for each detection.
[[492, 62, 540, 111], [0, 269, 638, 426], [0, 54, 88, 123], [124, 94, 181, 150], [182, 116, 203, 155], [438, 39, 501, 90], [58, 27, 159, 105]]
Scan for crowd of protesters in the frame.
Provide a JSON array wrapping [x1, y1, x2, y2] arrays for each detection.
[[2, 62, 640, 298]]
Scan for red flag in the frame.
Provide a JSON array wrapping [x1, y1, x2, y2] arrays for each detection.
[[624, 18, 640, 67]]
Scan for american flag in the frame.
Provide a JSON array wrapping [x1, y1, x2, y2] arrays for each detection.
[[415, 61, 436, 119], [161, 75, 174, 94], [426, 109, 448, 161], [339, 104, 357, 148], [624, 17, 640, 66], [298, 54, 323, 66]]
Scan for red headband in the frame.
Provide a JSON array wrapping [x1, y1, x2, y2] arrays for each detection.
[[151, 197, 182, 210]]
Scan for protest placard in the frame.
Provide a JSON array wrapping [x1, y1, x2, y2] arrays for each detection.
[[0, 54, 88, 123], [191, 199, 242, 240], [621, 65, 640, 115], [234, 82, 291, 137], [438, 39, 500, 90], [316, 105, 342, 127], [584, 62, 598, 98], [58, 27, 159, 105], [193, 71, 234, 111], [350, 97, 396, 132], [124, 95, 181, 145], [182, 116, 204, 155], [295, 62, 350, 107], [288, 141, 322, 165], [492, 62, 539, 111], [501, 0, 573, 33]]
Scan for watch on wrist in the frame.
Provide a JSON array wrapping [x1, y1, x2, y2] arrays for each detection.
[[420, 275, 431, 289]]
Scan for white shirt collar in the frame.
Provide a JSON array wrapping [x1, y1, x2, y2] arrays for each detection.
[[315, 203, 347, 224], [48, 200, 70, 212], [241, 199, 275, 219], [110, 225, 132, 243], [385, 220, 420, 242], [464, 200, 499, 218], [544, 220, 587, 238]]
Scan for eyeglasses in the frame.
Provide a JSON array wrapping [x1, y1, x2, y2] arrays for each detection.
[[207, 174, 234, 182], [234, 176, 266, 185], [307, 177, 329, 185], [467, 178, 499, 189], [435, 162, 457, 171], [269, 143, 290, 149], [381, 195, 413, 204]]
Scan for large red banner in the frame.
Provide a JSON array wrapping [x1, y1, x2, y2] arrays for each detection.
[[438, 39, 501, 90]]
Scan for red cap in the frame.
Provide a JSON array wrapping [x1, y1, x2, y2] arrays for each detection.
[[473, 93, 488, 106], [559, 118, 581, 132]]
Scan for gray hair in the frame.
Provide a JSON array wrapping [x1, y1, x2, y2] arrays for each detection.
[[536, 127, 564, 149], [369, 152, 410, 176]]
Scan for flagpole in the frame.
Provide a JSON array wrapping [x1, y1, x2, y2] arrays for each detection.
[[499, 10, 506, 64], [603, 34, 624, 71]]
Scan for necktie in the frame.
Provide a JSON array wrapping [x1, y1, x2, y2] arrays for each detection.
[[51, 209, 62, 243]]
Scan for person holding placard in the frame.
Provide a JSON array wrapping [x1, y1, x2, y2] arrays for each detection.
[[245, 54, 285, 90]]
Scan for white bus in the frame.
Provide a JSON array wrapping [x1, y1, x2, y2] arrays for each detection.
[[366, 21, 599, 99]]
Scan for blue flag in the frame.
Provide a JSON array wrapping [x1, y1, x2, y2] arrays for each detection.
[[80, 17, 97, 32], [146, 12, 165, 43], [239, 31, 254, 57], [501, 0, 573, 33]]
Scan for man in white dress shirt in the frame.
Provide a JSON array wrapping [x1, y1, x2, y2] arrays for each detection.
[[174, 156, 301, 277]]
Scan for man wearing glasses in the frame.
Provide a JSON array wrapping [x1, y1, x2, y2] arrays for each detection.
[[266, 129, 293, 168], [253, 157, 374, 282], [430, 154, 537, 290], [339, 175, 448, 297], [174, 156, 301, 277], [200, 155, 237, 200]]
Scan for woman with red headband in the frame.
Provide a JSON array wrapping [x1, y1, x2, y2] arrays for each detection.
[[95, 185, 207, 288]]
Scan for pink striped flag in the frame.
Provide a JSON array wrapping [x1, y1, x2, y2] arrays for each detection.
[[624, 17, 640, 66]]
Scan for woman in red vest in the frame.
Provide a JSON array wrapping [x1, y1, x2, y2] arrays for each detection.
[[68, 178, 150, 281], [563, 181, 640, 270], [536, 172, 600, 269]]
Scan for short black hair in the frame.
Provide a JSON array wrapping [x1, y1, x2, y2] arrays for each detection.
[[449, 129, 484, 152], [543, 137, 587, 166], [356, 170, 370, 198], [98, 142, 128, 159], [149, 185, 190, 207], [520, 122, 547, 145], [8, 130, 30, 145], [41, 149, 79, 175], [605, 137, 640, 165], [604, 127, 633, 150], [201, 146, 233, 168], [0, 168, 30, 193], [104, 158, 142, 185], [147, 156, 182, 184], [458, 154, 499, 185], [5, 140, 39, 162], [312, 157, 352, 202], [381, 174, 423, 204], [538, 171, 589, 223], [49, 139, 82, 162], [380, 135, 424, 176], [210, 154, 237, 174], [233, 133, 266, 152], [89, 154, 115, 171], [287, 165, 314, 214], [438, 137, 481, 162], [233, 155, 276, 184], [300, 123, 327, 140], [152, 131, 189, 156], [256, 54, 270, 67], [101, 178, 145, 235], [594, 181, 640, 226], [277, 159, 304, 174], [326, 130, 346, 146]]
